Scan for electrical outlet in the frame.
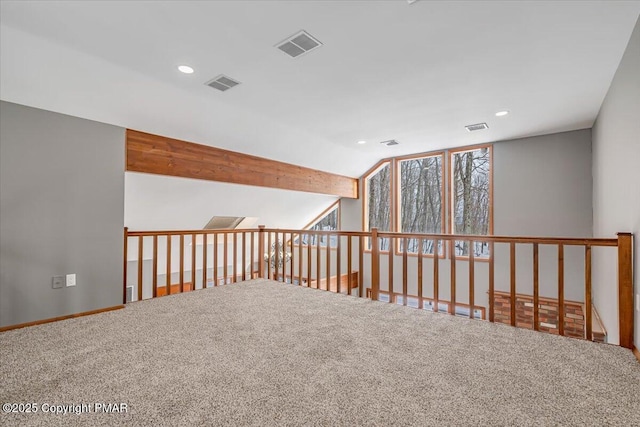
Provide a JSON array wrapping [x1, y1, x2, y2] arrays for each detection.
[[66, 274, 76, 287], [636, 294, 640, 312], [52, 276, 64, 289]]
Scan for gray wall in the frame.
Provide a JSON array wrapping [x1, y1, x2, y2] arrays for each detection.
[[592, 17, 640, 347], [341, 129, 593, 313], [0, 101, 125, 327], [493, 130, 593, 302]]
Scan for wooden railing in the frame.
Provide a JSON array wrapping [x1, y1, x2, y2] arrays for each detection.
[[123, 227, 633, 349]]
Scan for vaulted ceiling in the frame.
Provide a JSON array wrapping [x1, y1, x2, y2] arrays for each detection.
[[1, 1, 639, 229]]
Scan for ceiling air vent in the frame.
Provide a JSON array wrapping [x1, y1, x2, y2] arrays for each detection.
[[465, 123, 489, 132], [205, 75, 241, 92], [276, 30, 323, 58], [380, 139, 400, 146]]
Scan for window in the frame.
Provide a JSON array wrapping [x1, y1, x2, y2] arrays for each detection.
[[364, 162, 391, 250], [362, 144, 493, 257], [397, 154, 444, 254], [305, 202, 339, 247], [297, 201, 339, 247], [450, 146, 492, 257]]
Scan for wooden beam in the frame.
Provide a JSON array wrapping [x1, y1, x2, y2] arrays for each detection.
[[126, 129, 358, 198]]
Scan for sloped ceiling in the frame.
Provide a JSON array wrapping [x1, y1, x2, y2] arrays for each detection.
[[1, 1, 639, 230]]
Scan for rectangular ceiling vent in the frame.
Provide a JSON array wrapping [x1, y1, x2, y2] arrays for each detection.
[[465, 123, 489, 132], [380, 139, 400, 146], [276, 30, 323, 58], [205, 75, 241, 92], [204, 216, 245, 230]]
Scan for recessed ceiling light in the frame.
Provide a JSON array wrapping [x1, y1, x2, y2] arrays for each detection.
[[357, 140, 367, 145], [178, 65, 194, 74], [495, 110, 509, 117]]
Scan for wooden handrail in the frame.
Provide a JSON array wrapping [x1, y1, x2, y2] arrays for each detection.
[[126, 227, 618, 247]]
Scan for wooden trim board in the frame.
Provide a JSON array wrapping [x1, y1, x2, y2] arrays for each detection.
[[0, 305, 124, 332], [126, 129, 358, 198], [633, 345, 640, 363]]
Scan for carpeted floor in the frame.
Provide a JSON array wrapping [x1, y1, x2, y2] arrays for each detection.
[[1, 279, 638, 426]]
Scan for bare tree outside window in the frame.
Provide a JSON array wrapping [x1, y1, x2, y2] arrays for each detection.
[[304, 207, 338, 247], [366, 163, 391, 250], [399, 155, 443, 254], [451, 147, 491, 257]]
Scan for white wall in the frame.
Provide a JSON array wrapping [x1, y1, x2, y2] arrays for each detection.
[[592, 17, 640, 347], [125, 172, 339, 231]]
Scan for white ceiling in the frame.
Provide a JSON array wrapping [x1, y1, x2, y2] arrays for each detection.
[[1, 1, 639, 230]]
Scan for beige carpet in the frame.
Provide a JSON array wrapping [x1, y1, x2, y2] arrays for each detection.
[[1, 279, 638, 426]]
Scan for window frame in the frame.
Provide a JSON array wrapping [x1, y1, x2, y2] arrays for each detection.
[[293, 200, 341, 249], [362, 160, 393, 253], [360, 143, 493, 260], [448, 144, 493, 261], [394, 151, 446, 257]]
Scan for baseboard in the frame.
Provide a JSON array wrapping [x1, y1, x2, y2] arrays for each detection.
[[0, 305, 124, 332], [633, 345, 640, 363]]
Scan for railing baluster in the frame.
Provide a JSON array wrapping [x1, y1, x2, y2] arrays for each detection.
[[274, 232, 280, 282], [450, 238, 456, 315], [179, 234, 184, 293], [298, 233, 303, 286], [469, 239, 474, 319], [510, 242, 516, 326], [123, 227, 128, 304], [250, 231, 255, 279], [585, 245, 592, 341], [223, 233, 228, 285], [233, 233, 238, 283], [213, 233, 218, 286], [533, 243, 539, 331], [336, 235, 342, 294], [388, 236, 394, 303], [267, 231, 272, 280], [433, 239, 439, 313], [326, 234, 331, 291], [402, 237, 408, 307], [488, 241, 494, 322], [347, 236, 353, 296], [417, 238, 423, 309], [137, 236, 143, 301], [316, 233, 321, 289], [257, 226, 265, 279], [306, 234, 311, 287], [558, 244, 564, 336], [242, 232, 247, 282], [290, 232, 294, 284], [166, 235, 172, 295], [152, 235, 158, 298], [359, 236, 364, 298], [203, 233, 208, 289], [191, 233, 196, 291], [371, 228, 380, 301]]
